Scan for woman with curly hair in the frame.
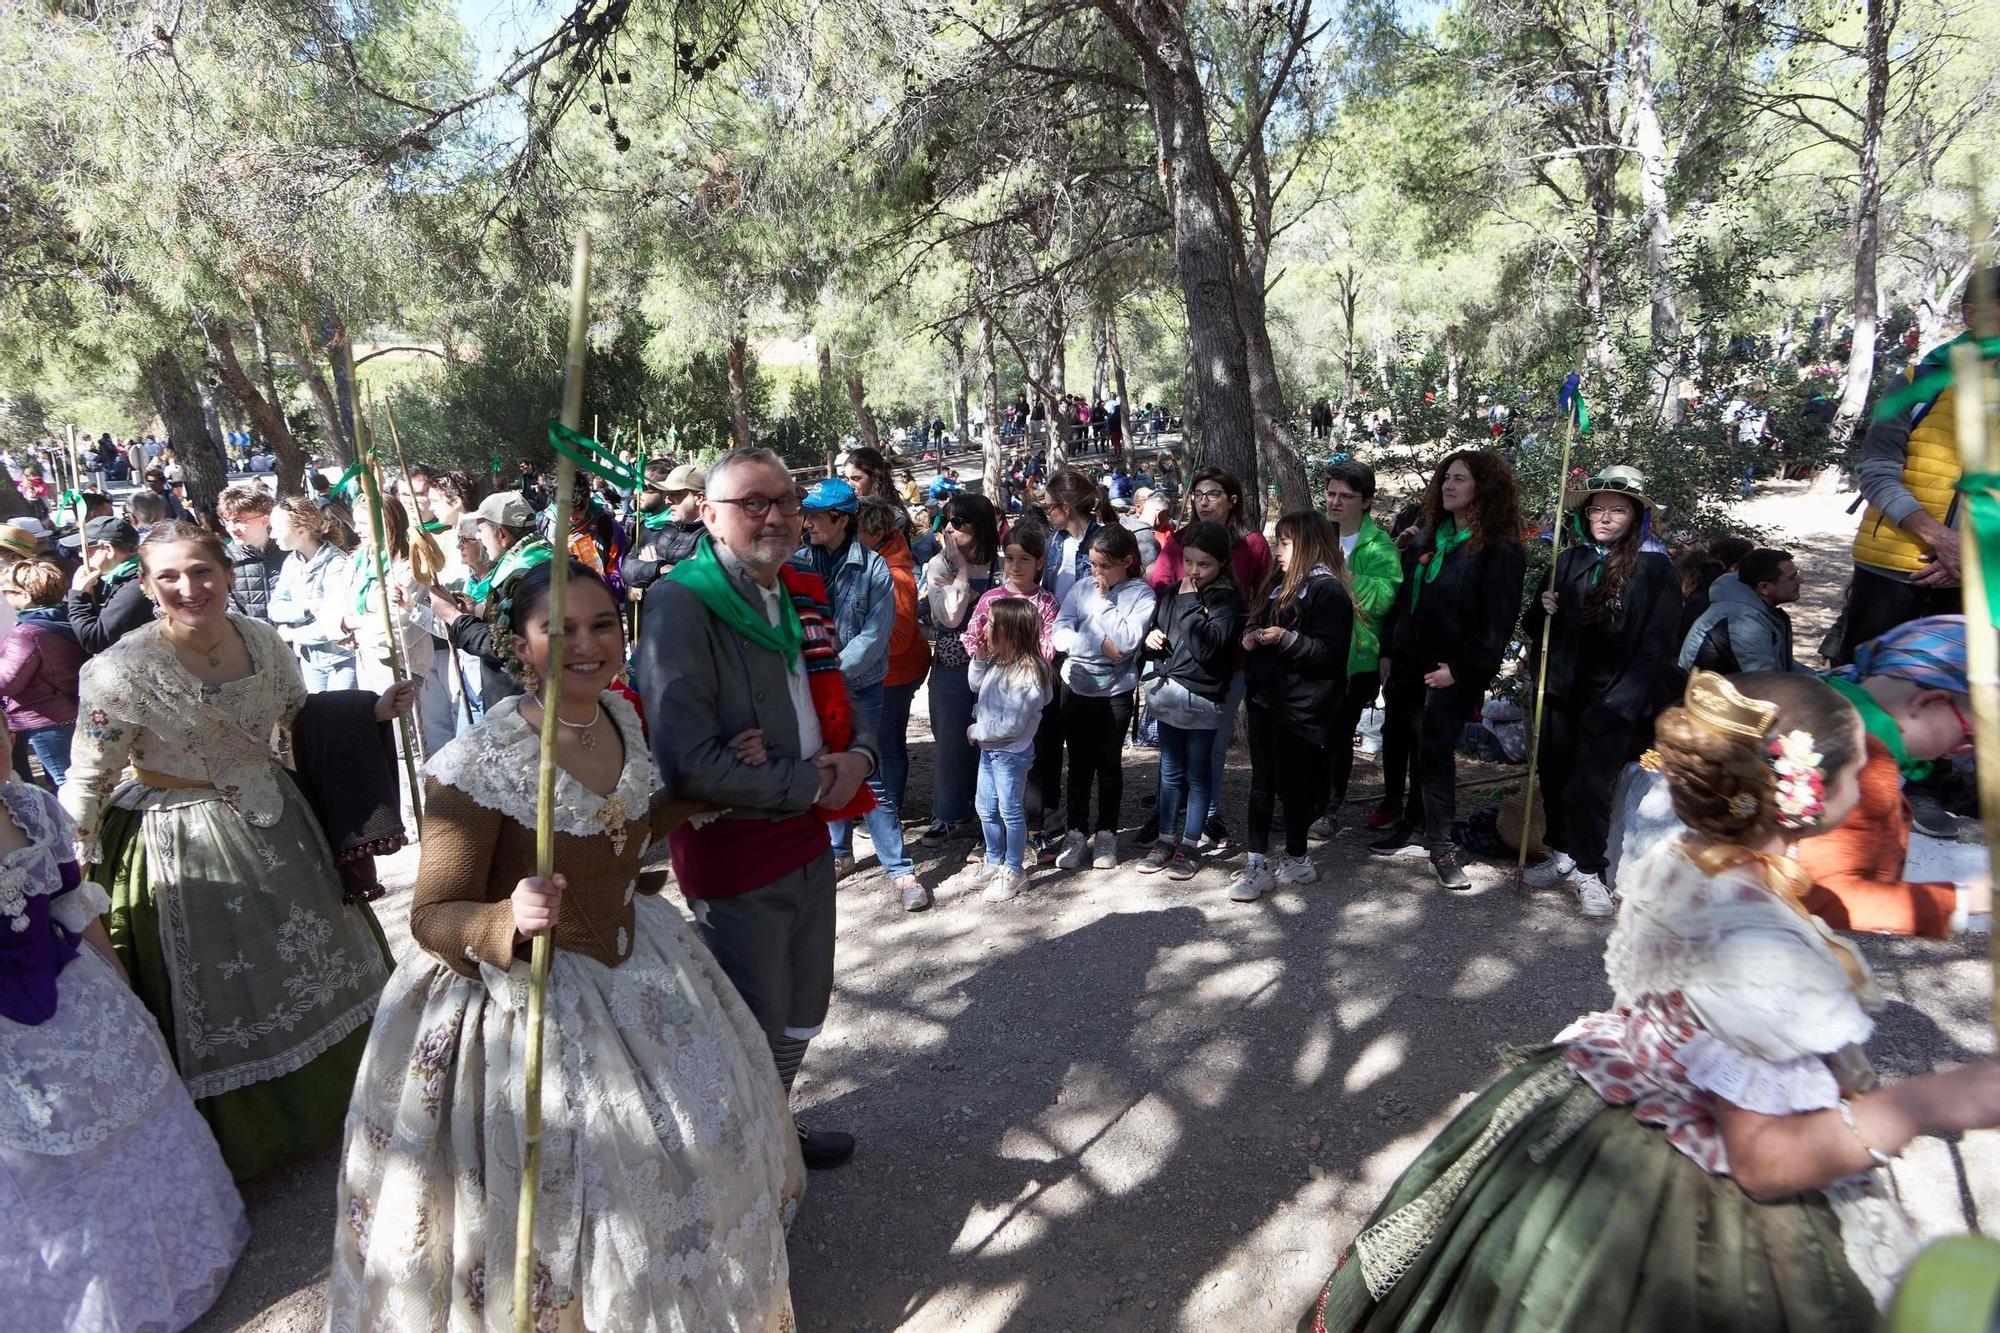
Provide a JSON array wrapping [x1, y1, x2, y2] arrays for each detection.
[[1520, 466, 1682, 917], [1300, 670, 2000, 1331], [1369, 451, 1525, 889]]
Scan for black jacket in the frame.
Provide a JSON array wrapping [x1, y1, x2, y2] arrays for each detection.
[[621, 518, 704, 592], [1244, 573, 1354, 744], [1523, 546, 1682, 721], [226, 539, 287, 621], [446, 611, 523, 710], [65, 574, 153, 655], [1383, 532, 1526, 687], [1144, 579, 1246, 703]]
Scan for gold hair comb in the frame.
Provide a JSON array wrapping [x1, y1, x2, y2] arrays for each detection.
[[1684, 670, 1778, 740]]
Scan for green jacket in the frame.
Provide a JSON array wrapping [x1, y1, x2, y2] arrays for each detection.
[[1345, 516, 1403, 676]]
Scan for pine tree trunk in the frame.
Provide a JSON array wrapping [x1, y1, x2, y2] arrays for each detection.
[[1835, 0, 1893, 441], [250, 307, 308, 495], [1044, 308, 1068, 470], [279, 316, 351, 467], [1110, 319, 1132, 469], [1628, 19, 1683, 426], [143, 346, 227, 521], [726, 333, 753, 449], [980, 311, 1004, 501], [846, 371, 881, 452], [205, 317, 302, 496]]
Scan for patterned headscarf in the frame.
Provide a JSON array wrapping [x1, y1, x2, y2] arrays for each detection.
[[1832, 614, 1968, 695]]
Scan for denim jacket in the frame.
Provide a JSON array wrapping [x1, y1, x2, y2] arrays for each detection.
[[793, 537, 895, 690]]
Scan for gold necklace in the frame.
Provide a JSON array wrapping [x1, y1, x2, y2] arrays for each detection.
[[166, 625, 227, 669], [555, 702, 603, 751]]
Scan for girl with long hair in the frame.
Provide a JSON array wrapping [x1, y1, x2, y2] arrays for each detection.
[[1138, 521, 1247, 880], [1231, 513, 1354, 902], [1301, 671, 2000, 1332], [1149, 467, 1272, 849], [268, 496, 359, 692], [1369, 450, 1526, 889], [919, 492, 1002, 844], [964, 520, 1062, 861], [1051, 524, 1156, 868], [1522, 466, 1682, 916], [964, 597, 1055, 903]]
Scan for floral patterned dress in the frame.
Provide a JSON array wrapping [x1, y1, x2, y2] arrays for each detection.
[[61, 615, 391, 1179], [328, 692, 803, 1332], [1300, 836, 1919, 1332], [1, 781, 247, 1330]]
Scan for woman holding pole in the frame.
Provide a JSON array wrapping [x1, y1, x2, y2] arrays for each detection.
[[328, 562, 803, 1331], [1520, 465, 1682, 917]]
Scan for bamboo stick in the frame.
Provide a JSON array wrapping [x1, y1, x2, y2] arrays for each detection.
[[379, 399, 447, 585], [356, 416, 432, 801], [1514, 378, 1582, 877], [511, 229, 590, 1333]]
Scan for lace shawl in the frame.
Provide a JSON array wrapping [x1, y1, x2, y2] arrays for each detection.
[[61, 616, 308, 858], [423, 691, 655, 840]]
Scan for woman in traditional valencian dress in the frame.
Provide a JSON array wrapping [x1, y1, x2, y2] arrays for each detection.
[[62, 521, 404, 1180], [329, 561, 803, 1332], [3, 778, 247, 1330], [1301, 670, 2000, 1332]]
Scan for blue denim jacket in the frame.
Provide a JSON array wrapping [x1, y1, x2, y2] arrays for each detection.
[[792, 537, 895, 690]]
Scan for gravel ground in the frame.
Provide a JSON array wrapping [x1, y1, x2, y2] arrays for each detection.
[[192, 479, 1995, 1331]]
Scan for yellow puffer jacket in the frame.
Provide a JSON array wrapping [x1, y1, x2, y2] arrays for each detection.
[[1852, 384, 1959, 575]]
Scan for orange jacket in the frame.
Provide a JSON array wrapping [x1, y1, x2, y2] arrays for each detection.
[[1797, 735, 1957, 938], [880, 532, 930, 688]]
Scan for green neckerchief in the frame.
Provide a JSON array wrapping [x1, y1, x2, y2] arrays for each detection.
[[665, 534, 803, 673], [103, 556, 140, 588], [420, 519, 450, 534], [353, 549, 388, 615], [642, 509, 674, 531], [1821, 674, 1930, 783], [469, 536, 552, 608], [1408, 520, 1471, 610]]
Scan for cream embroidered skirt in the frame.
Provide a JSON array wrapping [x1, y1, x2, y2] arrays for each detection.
[[328, 892, 803, 1332]]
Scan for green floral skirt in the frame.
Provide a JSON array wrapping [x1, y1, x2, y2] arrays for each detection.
[[98, 789, 391, 1181], [1301, 1048, 1885, 1333]]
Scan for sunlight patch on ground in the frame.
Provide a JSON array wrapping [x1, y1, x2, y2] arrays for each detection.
[[1177, 1176, 1358, 1330], [1031, 1081, 1183, 1199], [945, 1180, 1052, 1259], [1341, 1032, 1408, 1094], [1293, 1014, 1337, 1087], [1172, 1035, 1248, 1109], [1449, 952, 1520, 999], [1190, 957, 1286, 1009]]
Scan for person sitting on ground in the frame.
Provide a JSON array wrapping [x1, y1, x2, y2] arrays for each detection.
[[622, 460, 707, 593], [63, 517, 151, 655], [1679, 546, 1807, 675]]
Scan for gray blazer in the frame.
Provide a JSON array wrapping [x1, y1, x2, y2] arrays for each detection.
[[639, 577, 879, 824]]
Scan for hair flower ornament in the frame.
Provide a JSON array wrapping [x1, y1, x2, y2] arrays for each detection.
[[1768, 730, 1825, 828]]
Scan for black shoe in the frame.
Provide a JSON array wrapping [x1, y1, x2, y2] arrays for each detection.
[[1199, 816, 1234, 853], [1368, 822, 1417, 854], [798, 1123, 856, 1170], [1136, 813, 1160, 845], [1431, 849, 1472, 891]]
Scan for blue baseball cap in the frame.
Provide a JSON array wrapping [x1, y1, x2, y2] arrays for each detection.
[[801, 478, 859, 513]]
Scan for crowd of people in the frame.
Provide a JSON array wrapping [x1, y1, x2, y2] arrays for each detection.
[[9, 268, 2000, 1331]]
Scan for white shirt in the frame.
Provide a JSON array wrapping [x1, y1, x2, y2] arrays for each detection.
[[720, 546, 823, 759]]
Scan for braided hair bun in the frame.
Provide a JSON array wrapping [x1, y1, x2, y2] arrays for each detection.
[[1652, 671, 1862, 842]]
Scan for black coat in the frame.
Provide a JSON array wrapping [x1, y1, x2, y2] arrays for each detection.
[[446, 612, 523, 709], [1144, 579, 1246, 703], [226, 539, 287, 621], [1383, 532, 1526, 687], [1523, 546, 1683, 722], [621, 518, 704, 592], [64, 574, 153, 655], [1244, 573, 1354, 744]]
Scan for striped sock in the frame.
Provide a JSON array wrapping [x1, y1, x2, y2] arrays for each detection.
[[770, 1035, 810, 1095]]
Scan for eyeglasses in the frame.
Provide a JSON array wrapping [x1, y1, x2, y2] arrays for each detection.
[[1583, 505, 1632, 519], [712, 493, 803, 519], [1946, 697, 1977, 756], [1190, 487, 1228, 501]]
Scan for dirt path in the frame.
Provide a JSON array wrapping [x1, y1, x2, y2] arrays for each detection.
[[194, 481, 1995, 1331]]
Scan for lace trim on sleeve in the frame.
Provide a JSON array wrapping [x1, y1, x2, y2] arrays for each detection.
[[1674, 1030, 1842, 1115], [49, 880, 112, 934], [422, 692, 655, 840]]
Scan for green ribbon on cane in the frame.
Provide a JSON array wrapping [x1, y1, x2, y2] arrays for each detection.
[[1958, 473, 2000, 628], [547, 420, 639, 490], [1871, 335, 2000, 424]]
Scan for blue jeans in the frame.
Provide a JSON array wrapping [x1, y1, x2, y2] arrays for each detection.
[[830, 682, 915, 880], [975, 746, 1034, 871], [24, 723, 74, 789], [879, 673, 925, 815], [1156, 721, 1218, 847], [1205, 670, 1248, 822], [927, 663, 977, 824], [298, 652, 358, 694]]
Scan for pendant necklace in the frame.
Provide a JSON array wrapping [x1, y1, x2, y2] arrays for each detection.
[[557, 702, 603, 751], [168, 628, 225, 669]]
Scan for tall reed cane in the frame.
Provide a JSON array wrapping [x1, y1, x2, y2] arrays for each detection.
[[1514, 386, 1581, 881], [510, 229, 590, 1333], [379, 399, 447, 586], [356, 417, 431, 805]]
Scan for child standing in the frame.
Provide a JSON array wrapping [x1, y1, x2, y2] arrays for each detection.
[[1234, 513, 1353, 902], [1139, 522, 1246, 880], [964, 521, 1062, 860], [968, 598, 1055, 902]]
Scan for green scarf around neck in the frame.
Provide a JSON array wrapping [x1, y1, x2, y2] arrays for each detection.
[[466, 535, 551, 606], [642, 509, 674, 531], [1821, 674, 1930, 783], [1409, 520, 1471, 610], [666, 534, 804, 672]]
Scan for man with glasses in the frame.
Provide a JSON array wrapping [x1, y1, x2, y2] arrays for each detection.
[[622, 460, 708, 594], [641, 447, 876, 1172]]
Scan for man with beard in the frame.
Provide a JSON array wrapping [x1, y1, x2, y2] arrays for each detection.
[[620, 460, 706, 593]]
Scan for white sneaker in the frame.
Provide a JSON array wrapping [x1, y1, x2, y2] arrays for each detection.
[[943, 863, 987, 895], [1523, 851, 1576, 889], [983, 866, 1028, 902], [1054, 830, 1089, 870], [1275, 854, 1318, 885], [1572, 872, 1615, 918], [1090, 831, 1118, 869], [1228, 863, 1275, 902]]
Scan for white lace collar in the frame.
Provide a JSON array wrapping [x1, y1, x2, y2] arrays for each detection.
[[423, 691, 655, 846]]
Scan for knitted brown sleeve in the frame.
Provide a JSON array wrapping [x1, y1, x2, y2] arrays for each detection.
[[647, 789, 720, 840], [408, 778, 520, 978]]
